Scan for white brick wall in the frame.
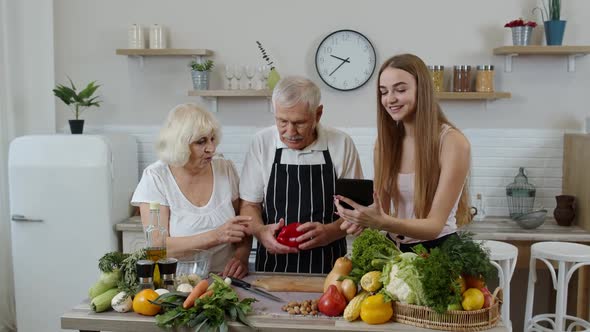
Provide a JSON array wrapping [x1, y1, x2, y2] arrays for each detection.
[[94, 126, 565, 217]]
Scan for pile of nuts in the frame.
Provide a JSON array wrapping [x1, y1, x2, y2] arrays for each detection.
[[281, 299, 319, 316]]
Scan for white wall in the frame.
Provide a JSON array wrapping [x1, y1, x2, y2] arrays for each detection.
[[52, 0, 590, 131]]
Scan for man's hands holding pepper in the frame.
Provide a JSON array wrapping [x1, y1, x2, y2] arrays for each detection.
[[249, 218, 333, 253]]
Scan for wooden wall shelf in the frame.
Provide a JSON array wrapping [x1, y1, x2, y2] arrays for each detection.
[[436, 92, 511, 100], [492, 45, 590, 72], [188, 89, 271, 97], [188, 89, 272, 112], [116, 49, 213, 56]]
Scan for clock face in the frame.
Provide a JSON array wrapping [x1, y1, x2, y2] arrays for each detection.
[[315, 29, 376, 91]]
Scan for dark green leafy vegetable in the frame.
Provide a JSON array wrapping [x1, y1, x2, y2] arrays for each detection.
[[441, 232, 497, 282], [350, 229, 397, 280], [154, 274, 257, 331]]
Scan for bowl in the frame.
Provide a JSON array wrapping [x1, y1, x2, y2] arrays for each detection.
[[175, 249, 211, 279], [513, 209, 547, 229]]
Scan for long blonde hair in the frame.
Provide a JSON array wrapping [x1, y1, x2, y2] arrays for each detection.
[[374, 54, 471, 226]]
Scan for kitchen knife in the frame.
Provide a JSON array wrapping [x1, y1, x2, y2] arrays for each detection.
[[229, 277, 284, 302]]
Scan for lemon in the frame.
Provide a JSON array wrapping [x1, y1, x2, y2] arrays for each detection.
[[360, 271, 382, 292], [461, 288, 484, 311]]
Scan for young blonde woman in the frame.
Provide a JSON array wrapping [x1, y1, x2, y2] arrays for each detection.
[[335, 53, 472, 252]]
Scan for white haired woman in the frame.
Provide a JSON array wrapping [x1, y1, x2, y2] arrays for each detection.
[[131, 103, 251, 278]]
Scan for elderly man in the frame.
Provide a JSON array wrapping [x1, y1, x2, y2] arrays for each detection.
[[240, 76, 363, 273]]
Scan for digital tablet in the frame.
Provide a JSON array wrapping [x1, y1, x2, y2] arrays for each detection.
[[335, 178, 374, 210]]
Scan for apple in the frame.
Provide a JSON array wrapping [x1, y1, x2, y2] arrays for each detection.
[[481, 287, 493, 308], [447, 302, 463, 311], [464, 274, 486, 289]]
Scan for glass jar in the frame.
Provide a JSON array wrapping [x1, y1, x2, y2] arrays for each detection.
[[453, 65, 471, 92], [475, 65, 495, 92], [428, 65, 444, 92], [506, 167, 536, 219]]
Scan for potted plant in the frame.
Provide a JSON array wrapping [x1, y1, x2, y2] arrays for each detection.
[[189, 59, 214, 90], [53, 78, 101, 134], [534, 0, 566, 45], [504, 18, 537, 46]]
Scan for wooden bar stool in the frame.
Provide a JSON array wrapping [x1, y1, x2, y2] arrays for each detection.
[[524, 241, 590, 331], [480, 240, 518, 332]]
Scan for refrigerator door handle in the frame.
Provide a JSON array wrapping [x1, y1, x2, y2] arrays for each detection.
[[11, 214, 44, 222]]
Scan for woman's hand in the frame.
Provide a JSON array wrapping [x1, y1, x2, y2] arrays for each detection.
[[215, 216, 252, 245], [222, 256, 248, 279], [340, 220, 365, 236], [334, 192, 387, 230]]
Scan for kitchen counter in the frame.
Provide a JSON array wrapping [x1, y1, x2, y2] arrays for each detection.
[[116, 216, 590, 243], [61, 274, 508, 332]]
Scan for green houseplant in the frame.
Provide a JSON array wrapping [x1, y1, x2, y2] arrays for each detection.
[[189, 59, 214, 90], [534, 0, 566, 45], [53, 78, 101, 134]]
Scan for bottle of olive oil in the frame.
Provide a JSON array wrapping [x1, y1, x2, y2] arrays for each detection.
[[145, 202, 168, 287]]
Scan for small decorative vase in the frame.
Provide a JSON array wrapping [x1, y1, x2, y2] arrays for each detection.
[[511, 26, 533, 46], [266, 68, 281, 90], [544, 20, 566, 46], [68, 119, 84, 134], [553, 195, 575, 226], [191, 70, 209, 90]]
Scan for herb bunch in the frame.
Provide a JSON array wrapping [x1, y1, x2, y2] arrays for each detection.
[[256, 41, 275, 70], [116, 248, 147, 296], [155, 274, 257, 331], [98, 251, 129, 273], [189, 59, 214, 72], [350, 229, 398, 281]]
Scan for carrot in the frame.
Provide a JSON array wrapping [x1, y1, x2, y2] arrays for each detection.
[[183, 279, 209, 309], [198, 289, 214, 299]]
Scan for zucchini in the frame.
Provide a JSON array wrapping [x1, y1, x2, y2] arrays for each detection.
[[91, 288, 119, 312]]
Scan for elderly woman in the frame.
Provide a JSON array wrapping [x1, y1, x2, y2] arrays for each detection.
[[131, 103, 251, 278]]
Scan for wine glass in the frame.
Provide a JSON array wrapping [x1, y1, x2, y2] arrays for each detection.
[[233, 65, 243, 90], [256, 65, 264, 89], [224, 65, 234, 90], [245, 65, 256, 89]]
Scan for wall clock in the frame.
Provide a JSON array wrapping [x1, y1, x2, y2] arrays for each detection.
[[315, 29, 376, 91]]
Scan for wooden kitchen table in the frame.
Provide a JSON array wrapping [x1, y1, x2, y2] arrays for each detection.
[[62, 274, 507, 332]]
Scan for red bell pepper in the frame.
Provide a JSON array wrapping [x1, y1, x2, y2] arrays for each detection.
[[276, 222, 303, 247]]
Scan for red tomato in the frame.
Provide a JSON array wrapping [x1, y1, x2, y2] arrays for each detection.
[[318, 285, 347, 317]]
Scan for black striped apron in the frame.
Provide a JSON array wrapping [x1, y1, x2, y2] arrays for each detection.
[[255, 148, 347, 273]]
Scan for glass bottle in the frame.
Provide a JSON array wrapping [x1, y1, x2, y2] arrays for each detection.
[[473, 193, 486, 222], [144, 202, 168, 288], [506, 167, 536, 219], [136, 260, 155, 290]]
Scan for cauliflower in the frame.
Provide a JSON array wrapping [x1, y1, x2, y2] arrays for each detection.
[[381, 252, 426, 305]]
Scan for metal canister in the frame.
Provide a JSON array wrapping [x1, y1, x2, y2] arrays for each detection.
[[453, 65, 472, 92], [475, 65, 495, 92], [428, 65, 445, 92]]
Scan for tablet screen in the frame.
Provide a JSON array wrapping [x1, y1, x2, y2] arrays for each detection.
[[335, 178, 374, 209]]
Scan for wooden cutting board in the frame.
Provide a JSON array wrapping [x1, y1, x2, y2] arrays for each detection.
[[251, 276, 325, 293]]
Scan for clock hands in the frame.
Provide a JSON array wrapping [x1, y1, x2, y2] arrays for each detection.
[[329, 56, 350, 76], [330, 55, 350, 63]]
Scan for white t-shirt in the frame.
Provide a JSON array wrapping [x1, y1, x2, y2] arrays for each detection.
[[240, 124, 364, 203], [131, 158, 239, 272]]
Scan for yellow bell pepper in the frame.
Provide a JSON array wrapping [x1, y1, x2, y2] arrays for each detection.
[[360, 294, 393, 325]]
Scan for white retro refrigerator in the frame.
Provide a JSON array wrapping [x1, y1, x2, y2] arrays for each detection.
[[8, 134, 139, 332]]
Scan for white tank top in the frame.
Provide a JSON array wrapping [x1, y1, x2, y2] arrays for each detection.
[[389, 124, 460, 244]]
